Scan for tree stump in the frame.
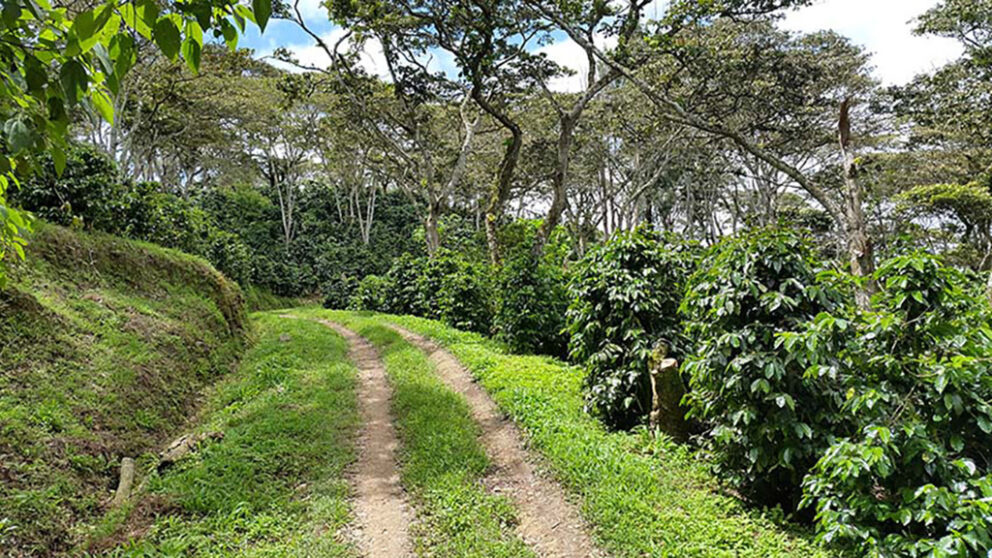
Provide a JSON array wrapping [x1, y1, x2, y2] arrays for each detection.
[[648, 342, 689, 443], [111, 457, 135, 507]]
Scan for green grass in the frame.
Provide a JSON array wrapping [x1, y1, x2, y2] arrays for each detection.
[[0, 224, 247, 556], [344, 311, 832, 558], [243, 286, 310, 313], [100, 313, 360, 557], [315, 311, 533, 558]]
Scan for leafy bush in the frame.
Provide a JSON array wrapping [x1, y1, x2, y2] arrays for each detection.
[[14, 143, 129, 232], [382, 254, 428, 315], [205, 229, 253, 286], [124, 184, 213, 254], [680, 228, 844, 507], [415, 254, 458, 319], [343, 250, 494, 333], [349, 274, 392, 312], [786, 252, 992, 556], [493, 250, 569, 357], [437, 257, 493, 334], [323, 273, 359, 309], [566, 227, 697, 429]]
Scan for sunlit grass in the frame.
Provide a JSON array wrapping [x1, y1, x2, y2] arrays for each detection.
[[102, 314, 360, 557]]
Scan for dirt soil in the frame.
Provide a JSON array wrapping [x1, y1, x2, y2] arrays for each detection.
[[387, 324, 602, 558], [318, 320, 414, 558]]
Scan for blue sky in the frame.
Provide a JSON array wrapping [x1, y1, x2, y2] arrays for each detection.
[[237, 0, 963, 88]]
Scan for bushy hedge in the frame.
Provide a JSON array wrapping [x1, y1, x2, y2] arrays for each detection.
[[13, 143, 129, 232], [437, 258, 493, 333], [349, 251, 494, 334], [493, 250, 570, 357], [13, 144, 423, 297], [673, 230, 992, 555], [786, 253, 992, 556], [565, 227, 697, 429], [349, 274, 391, 312], [322, 273, 359, 309], [680, 228, 845, 508], [14, 145, 253, 287]]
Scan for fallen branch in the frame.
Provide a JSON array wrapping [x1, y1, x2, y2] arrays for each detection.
[[158, 431, 224, 472]]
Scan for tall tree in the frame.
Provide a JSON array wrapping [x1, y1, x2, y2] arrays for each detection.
[[286, 0, 486, 256], [545, 2, 886, 304], [527, 0, 649, 255], [327, 0, 560, 264], [0, 0, 266, 284]]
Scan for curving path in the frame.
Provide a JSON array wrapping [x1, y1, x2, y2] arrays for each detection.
[[385, 323, 602, 558], [317, 320, 414, 558]]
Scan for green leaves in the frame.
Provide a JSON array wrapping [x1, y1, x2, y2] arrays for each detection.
[[220, 18, 239, 51], [0, 0, 255, 284], [153, 17, 181, 60], [1, 2, 22, 28], [793, 251, 992, 556], [69, 4, 113, 52], [182, 38, 202, 73], [90, 88, 114, 124], [4, 117, 34, 153], [252, 0, 271, 32], [681, 228, 842, 508], [566, 227, 696, 428], [59, 59, 89, 105], [23, 56, 48, 96]]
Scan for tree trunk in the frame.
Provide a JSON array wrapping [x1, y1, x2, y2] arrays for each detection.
[[425, 199, 441, 256], [838, 98, 876, 309], [111, 457, 135, 507], [534, 116, 575, 256], [473, 88, 523, 267]]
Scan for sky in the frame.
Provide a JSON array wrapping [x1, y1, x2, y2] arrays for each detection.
[[238, 0, 964, 90]]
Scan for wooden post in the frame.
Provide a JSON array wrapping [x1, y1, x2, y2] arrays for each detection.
[[111, 457, 135, 507], [648, 341, 690, 443]]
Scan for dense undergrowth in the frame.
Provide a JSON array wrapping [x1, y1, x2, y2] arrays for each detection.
[[346, 311, 830, 557], [100, 314, 359, 556], [0, 224, 247, 555], [341, 221, 572, 357]]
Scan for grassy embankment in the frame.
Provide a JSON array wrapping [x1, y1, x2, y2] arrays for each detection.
[[334, 310, 832, 558], [0, 224, 246, 555], [102, 314, 360, 557]]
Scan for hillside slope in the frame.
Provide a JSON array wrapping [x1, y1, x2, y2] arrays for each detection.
[[0, 224, 247, 556]]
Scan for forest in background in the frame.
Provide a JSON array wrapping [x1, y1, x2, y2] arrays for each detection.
[[3, 0, 992, 555], [9, 0, 992, 299]]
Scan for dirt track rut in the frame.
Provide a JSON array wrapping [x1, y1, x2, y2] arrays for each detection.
[[317, 320, 413, 558], [386, 323, 601, 558]]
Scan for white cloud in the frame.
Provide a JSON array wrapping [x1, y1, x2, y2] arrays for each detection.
[[537, 34, 618, 93], [258, 1, 963, 90], [293, 0, 327, 21], [260, 27, 389, 78], [538, 39, 587, 92], [779, 0, 963, 84]]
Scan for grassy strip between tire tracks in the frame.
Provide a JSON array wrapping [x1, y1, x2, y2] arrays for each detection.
[[321, 310, 534, 558]]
